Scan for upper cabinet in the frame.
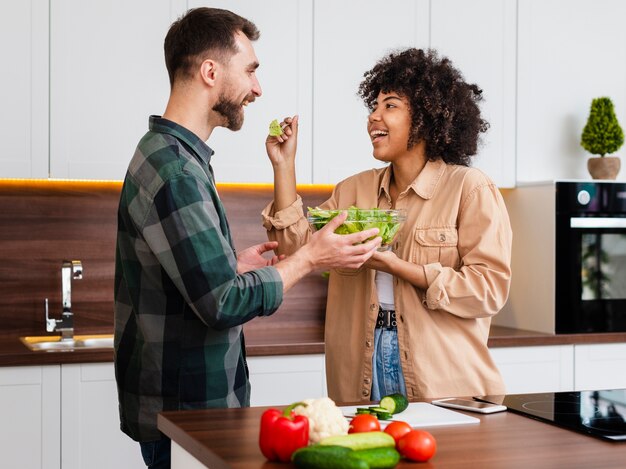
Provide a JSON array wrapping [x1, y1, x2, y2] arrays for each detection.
[[312, 0, 516, 187], [192, 0, 314, 184], [516, 0, 626, 183], [49, 0, 186, 180], [312, 0, 423, 185], [429, 0, 517, 188], [10, 1, 626, 185], [0, 0, 49, 178]]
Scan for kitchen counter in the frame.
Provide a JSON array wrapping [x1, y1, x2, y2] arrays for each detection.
[[2, 325, 626, 366], [158, 403, 626, 469]]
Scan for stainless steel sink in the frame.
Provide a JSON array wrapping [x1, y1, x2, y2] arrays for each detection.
[[20, 334, 114, 352]]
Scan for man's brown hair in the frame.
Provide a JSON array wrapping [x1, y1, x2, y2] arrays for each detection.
[[164, 7, 260, 86]]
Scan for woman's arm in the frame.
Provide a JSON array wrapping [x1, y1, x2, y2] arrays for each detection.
[[266, 115, 298, 211], [365, 250, 428, 290]]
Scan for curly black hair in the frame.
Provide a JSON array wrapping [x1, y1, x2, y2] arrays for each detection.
[[358, 48, 489, 166]]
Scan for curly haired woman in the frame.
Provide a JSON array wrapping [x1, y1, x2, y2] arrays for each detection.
[[263, 48, 512, 403]]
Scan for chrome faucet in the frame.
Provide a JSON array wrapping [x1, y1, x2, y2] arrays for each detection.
[[45, 260, 83, 340]]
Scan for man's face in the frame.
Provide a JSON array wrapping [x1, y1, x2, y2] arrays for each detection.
[[213, 32, 262, 131]]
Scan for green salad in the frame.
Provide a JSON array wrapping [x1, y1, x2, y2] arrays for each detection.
[[307, 206, 405, 246], [268, 119, 284, 137]]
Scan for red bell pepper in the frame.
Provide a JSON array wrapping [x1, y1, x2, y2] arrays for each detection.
[[259, 401, 309, 462]]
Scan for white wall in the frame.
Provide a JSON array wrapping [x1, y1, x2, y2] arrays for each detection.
[[517, 0, 626, 183]]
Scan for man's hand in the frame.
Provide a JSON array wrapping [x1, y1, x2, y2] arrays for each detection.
[[304, 211, 382, 270], [237, 241, 285, 274]]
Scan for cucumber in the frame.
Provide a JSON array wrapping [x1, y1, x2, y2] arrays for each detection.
[[367, 406, 393, 420], [379, 393, 409, 414], [319, 431, 395, 451], [292, 445, 367, 469], [351, 447, 401, 469]]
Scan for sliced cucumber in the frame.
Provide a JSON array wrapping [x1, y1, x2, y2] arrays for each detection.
[[379, 393, 409, 414]]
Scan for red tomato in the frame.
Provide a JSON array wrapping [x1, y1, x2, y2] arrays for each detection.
[[397, 429, 437, 462], [384, 420, 412, 446], [348, 414, 381, 433]]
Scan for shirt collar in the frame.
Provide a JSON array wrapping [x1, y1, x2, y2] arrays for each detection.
[[149, 115, 215, 165], [377, 159, 447, 200]]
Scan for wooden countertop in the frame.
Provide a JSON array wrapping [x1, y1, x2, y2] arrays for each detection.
[[2, 326, 626, 367], [158, 403, 626, 469]]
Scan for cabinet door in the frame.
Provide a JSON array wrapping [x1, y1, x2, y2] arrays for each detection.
[[0, 366, 60, 469], [490, 345, 574, 394], [61, 363, 144, 469], [0, 0, 49, 178], [49, 0, 187, 180], [429, 0, 516, 187], [312, 0, 423, 184], [188, 1, 314, 184], [517, 0, 626, 182], [247, 354, 327, 406], [574, 343, 626, 391]]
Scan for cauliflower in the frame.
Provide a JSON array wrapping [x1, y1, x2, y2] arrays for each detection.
[[293, 397, 349, 444]]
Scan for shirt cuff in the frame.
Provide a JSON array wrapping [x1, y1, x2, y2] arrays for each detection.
[[253, 266, 284, 315], [423, 262, 450, 309], [261, 195, 305, 231]]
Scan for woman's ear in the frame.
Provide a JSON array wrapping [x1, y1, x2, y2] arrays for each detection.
[[199, 59, 218, 88]]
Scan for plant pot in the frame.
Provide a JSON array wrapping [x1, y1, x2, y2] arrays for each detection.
[[587, 156, 621, 180]]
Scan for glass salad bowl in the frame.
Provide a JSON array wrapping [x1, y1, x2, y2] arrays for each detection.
[[307, 207, 406, 251]]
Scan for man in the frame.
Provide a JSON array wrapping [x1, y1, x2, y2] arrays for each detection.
[[114, 7, 380, 468]]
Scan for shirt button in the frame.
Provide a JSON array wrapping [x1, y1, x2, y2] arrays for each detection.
[[370, 304, 377, 310], [439, 233, 446, 242], [366, 340, 372, 348], [362, 389, 370, 397], [364, 377, 371, 384]]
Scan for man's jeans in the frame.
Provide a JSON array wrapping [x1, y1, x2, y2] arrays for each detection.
[[140, 438, 171, 469], [371, 327, 407, 401]]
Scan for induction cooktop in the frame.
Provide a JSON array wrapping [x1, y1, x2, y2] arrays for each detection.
[[476, 389, 626, 442]]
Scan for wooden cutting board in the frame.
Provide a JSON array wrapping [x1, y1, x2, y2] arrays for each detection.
[[340, 402, 480, 428]]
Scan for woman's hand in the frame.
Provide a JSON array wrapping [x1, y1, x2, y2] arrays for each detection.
[[265, 115, 298, 169], [364, 249, 399, 273], [237, 241, 286, 274]]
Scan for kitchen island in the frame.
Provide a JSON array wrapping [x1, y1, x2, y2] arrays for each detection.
[[158, 403, 626, 469]]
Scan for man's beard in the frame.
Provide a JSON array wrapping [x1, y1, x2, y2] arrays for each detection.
[[213, 93, 244, 131]]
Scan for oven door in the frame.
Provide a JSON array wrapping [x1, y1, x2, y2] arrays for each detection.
[[556, 216, 626, 333]]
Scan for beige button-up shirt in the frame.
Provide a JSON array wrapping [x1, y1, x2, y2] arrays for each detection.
[[262, 160, 511, 403]]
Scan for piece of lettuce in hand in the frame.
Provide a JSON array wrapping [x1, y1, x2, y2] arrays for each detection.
[[269, 119, 284, 137]]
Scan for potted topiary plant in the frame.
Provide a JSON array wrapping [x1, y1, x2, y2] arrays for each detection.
[[581, 97, 624, 179]]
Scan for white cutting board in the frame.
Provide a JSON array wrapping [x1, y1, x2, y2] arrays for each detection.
[[340, 402, 479, 428]]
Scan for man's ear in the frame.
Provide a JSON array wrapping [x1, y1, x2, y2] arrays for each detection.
[[199, 59, 219, 87]]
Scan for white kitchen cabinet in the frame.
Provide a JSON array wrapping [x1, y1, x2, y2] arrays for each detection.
[[312, 0, 423, 185], [574, 343, 626, 391], [49, 0, 187, 180], [247, 354, 327, 406], [189, 0, 314, 184], [0, 0, 49, 178], [0, 366, 60, 469], [61, 363, 144, 469], [312, 0, 516, 187], [429, 0, 517, 187], [490, 345, 575, 394]]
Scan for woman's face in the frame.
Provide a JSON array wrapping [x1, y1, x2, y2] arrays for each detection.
[[367, 91, 412, 163]]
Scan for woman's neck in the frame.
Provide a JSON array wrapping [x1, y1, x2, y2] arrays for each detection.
[[389, 141, 428, 202]]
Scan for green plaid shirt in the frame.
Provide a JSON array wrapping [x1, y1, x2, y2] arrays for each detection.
[[114, 116, 283, 442]]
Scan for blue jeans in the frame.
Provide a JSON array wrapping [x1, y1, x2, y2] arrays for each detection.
[[140, 438, 171, 469], [371, 328, 407, 401]]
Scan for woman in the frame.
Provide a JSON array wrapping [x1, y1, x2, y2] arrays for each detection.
[[263, 48, 512, 403]]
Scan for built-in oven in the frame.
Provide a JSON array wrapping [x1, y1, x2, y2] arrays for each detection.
[[555, 182, 626, 333], [498, 180, 626, 334]]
